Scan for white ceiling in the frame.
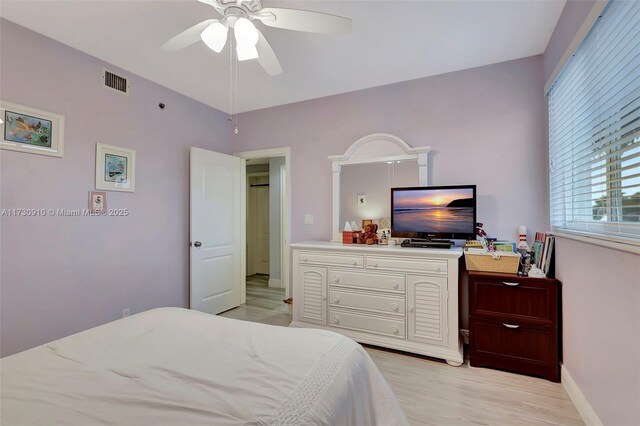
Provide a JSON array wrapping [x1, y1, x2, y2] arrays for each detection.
[[0, 0, 565, 113]]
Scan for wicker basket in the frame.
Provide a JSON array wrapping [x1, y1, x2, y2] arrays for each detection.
[[464, 251, 521, 274]]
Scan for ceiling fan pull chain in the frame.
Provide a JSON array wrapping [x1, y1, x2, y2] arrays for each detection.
[[235, 39, 239, 134], [229, 32, 233, 123]]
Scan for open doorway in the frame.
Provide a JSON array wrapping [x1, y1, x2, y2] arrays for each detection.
[[222, 148, 291, 326]]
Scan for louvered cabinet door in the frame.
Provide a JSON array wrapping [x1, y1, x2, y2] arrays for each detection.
[[407, 275, 448, 347], [299, 266, 327, 325]]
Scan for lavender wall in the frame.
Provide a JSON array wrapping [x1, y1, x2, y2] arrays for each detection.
[[544, 2, 640, 425], [233, 55, 548, 244], [0, 19, 230, 357], [542, 0, 597, 83]]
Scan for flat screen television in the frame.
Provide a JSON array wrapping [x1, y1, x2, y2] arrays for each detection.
[[391, 185, 476, 240]]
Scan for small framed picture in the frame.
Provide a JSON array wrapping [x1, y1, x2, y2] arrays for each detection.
[[357, 194, 367, 206], [0, 100, 65, 157], [95, 143, 135, 192], [89, 191, 107, 213]]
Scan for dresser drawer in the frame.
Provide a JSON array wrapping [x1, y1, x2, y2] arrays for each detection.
[[365, 255, 447, 275], [299, 251, 364, 268], [470, 276, 557, 326], [329, 309, 406, 339], [329, 289, 405, 316], [329, 270, 405, 293]]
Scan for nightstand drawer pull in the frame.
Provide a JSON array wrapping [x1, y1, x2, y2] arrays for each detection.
[[503, 323, 520, 329], [502, 281, 520, 287]]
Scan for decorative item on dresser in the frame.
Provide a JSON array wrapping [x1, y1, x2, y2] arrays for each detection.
[[468, 271, 561, 382], [291, 241, 464, 366]]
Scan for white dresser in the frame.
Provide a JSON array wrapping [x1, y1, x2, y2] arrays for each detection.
[[291, 241, 464, 366]]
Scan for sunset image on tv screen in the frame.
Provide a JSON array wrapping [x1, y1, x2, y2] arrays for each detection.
[[393, 188, 474, 233]]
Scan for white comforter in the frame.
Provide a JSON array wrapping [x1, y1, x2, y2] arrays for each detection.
[[1, 307, 407, 425]]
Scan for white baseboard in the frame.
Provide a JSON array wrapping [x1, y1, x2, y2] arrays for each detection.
[[561, 364, 603, 426], [268, 278, 282, 288]]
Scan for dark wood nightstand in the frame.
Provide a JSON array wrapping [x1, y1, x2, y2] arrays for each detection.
[[468, 271, 561, 382]]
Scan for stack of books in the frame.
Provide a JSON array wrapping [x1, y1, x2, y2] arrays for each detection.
[[532, 232, 555, 275]]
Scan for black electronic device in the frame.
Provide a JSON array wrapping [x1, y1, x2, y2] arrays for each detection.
[[391, 185, 476, 241], [400, 238, 454, 249]]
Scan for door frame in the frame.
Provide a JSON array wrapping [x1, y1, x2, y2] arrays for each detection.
[[234, 147, 291, 300], [246, 171, 270, 277]]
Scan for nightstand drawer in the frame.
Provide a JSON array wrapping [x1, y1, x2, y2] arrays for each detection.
[[470, 277, 557, 326], [469, 319, 559, 381], [299, 251, 364, 268], [329, 289, 405, 315], [471, 320, 555, 363]]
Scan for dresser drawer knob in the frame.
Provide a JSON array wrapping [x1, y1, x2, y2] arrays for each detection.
[[334, 317, 340, 325], [436, 268, 442, 273], [391, 327, 399, 335], [391, 303, 399, 312], [503, 281, 519, 287], [334, 296, 340, 304], [373, 263, 379, 268], [333, 277, 340, 283], [322, 296, 327, 301], [409, 307, 414, 313], [392, 282, 399, 289], [352, 261, 358, 266], [503, 323, 520, 329], [302, 258, 308, 263]]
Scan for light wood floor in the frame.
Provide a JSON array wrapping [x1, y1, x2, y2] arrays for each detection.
[[220, 295, 583, 426], [220, 275, 291, 327]]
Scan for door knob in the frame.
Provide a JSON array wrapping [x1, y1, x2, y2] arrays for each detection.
[[193, 241, 202, 248]]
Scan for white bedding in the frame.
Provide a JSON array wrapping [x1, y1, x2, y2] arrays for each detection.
[[1, 307, 407, 425]]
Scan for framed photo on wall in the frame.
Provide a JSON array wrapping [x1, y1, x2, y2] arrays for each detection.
[[89, 191, 107, 213], [95, 143, 135, 192], [0, 100, 65, 157]]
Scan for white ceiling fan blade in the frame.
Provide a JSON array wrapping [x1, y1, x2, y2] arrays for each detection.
[[162, 19, 216, 52], [198, 0, 226, 15], [255, 29, 282, 76], [255, 8, 352, 35]]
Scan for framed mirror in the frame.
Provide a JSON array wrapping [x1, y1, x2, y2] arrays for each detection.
[[329, 133, 431, 242]]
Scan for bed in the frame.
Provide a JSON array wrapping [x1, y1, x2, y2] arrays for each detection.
[[1, 307, 407, 425]]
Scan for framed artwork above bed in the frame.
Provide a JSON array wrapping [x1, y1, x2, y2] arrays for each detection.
[[0, 100, 65, 158], [95, 143, 136, 192]]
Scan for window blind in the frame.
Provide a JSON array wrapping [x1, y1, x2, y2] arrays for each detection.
[[548, 0, 640, 245]]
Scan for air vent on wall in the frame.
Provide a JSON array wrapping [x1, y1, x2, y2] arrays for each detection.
[[102, 68, 129, 95]]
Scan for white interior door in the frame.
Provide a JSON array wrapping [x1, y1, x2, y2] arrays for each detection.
[[190, 147, 245, 314]]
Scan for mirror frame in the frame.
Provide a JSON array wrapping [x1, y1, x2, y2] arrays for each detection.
[[329, 133, 431, 242]]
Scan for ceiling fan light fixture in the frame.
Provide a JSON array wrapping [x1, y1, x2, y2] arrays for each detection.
[[236, 43, 259, 61], [234, 17, 259, 47], [200, 21, 228, 53]]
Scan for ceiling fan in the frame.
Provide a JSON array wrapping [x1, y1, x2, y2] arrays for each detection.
[[162, 0, 352, 76]]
